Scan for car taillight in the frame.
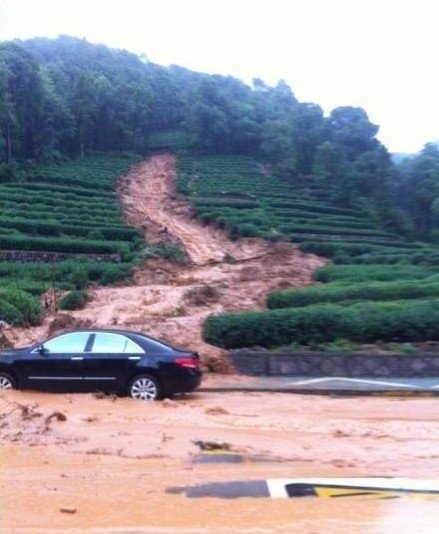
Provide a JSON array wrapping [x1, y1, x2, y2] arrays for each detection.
[[174, 355, 199, 369]]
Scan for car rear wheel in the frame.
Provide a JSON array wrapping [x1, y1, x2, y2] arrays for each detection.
[[0, 373, 16, 390], [128, 375, 162, 401]]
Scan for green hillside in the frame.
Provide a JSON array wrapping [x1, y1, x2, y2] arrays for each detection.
[[1, 36, 439, 346], [2, 36, 439, 244]]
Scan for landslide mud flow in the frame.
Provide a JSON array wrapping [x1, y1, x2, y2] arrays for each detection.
[[11, 153, 326, 369]]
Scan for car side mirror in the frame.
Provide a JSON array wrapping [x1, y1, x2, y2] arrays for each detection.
[[37, 345, 49, 357]]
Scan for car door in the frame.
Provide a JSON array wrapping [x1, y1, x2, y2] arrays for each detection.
[[82, 332, 145, 391], [18, 332, 92, 391]]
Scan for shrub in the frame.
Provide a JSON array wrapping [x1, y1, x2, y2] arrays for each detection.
[[204, 304, 355, 348], [67, 266, 89, 290], [313, 264, 436, 283], [236, 223, 260, 237], [0, 234, 125, 254], [299, 241, 417, 258], [100, 264, 132, 285], [0, 287, 42, 326], [87, 229, 105, 240], [59, 290, 89, 311], [203, 300, 439, 348], [267, 278, 439, 309], [215, 216, 228, 229], [0, 154, 141, 295]]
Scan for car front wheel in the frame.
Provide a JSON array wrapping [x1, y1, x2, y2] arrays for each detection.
[[0, 373, 16, 390], [128, 375, 162, 401]]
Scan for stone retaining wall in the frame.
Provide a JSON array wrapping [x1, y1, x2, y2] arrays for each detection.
[[0, 250, 121, 263], [231, 350, 439, 378]]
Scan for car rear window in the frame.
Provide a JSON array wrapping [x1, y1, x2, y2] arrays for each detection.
[[137, 336, 174, 354]]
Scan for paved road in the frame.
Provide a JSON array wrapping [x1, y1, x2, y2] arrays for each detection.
[[173, 477, 439, 499], [200, 375, 439, 394]]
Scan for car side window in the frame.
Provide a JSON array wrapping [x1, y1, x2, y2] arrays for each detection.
[[43, 332, 91, 354], [91, 333, 144, 354], [124, 338, 145, 354]]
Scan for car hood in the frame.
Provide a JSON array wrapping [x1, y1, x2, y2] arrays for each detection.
[[0, 347, 30, 358]]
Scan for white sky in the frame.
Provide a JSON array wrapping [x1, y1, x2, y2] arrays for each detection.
[[2, 0, 438, 153]]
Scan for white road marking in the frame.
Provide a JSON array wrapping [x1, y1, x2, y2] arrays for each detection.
[[288, 377, 424, 389], [266, 477, 439, 498]]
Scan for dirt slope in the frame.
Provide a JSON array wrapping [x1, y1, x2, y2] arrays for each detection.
[[11, 153, 326, 369]]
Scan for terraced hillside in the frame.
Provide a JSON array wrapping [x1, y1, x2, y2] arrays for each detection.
[[172, 154, 439, 349], [0, 154, 142, 324], [3, 149, 439, 349], [177, 155, 437, 260]]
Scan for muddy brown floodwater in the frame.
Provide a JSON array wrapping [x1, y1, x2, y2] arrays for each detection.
[[2, 154, 438, 532], [1, 390, 438, 533]]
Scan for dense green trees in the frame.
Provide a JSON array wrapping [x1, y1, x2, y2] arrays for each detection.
[[0, 37, 395, 171], [396, 143, 439, 241], [327, 106, 379, 158], [0, 43, 49, 161], [0, 36, 153, 160]]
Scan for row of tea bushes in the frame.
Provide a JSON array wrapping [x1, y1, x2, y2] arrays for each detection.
[[267, 276, 439, 309], [177, 154, 436, 260], [204, 299, 439, 349]]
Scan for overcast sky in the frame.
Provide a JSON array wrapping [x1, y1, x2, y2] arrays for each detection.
[[3, 0, 438, 153]]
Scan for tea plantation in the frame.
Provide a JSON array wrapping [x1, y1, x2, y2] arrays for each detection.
[[176, 154, 439, 349], [0, 153, 143, 325], [177, 155, 435, 255]]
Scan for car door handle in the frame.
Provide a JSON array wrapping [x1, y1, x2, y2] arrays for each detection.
[[71, 357, 84, 361], [128, 356, 141, 360]]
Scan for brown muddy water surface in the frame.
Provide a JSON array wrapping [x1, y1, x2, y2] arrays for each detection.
[[1, 389, 438, 533]]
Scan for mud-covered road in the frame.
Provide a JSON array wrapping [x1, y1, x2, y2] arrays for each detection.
[[1, 389, 438, 533]]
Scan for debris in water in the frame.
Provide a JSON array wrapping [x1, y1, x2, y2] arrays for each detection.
[[60, 506, 77, 514], [193, 440, 232, 451], [45, 411, 67, 423]]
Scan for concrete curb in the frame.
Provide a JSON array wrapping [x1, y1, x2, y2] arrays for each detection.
[[198, 386, 439, 396]]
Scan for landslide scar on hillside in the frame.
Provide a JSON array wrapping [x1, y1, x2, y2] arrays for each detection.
[[12, 154, 326, 370]]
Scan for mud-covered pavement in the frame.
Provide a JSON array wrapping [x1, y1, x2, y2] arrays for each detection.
[[1, 390, 439, 532]]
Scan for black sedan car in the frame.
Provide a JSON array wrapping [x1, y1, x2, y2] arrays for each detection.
[[0, 329, 202, 400]]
